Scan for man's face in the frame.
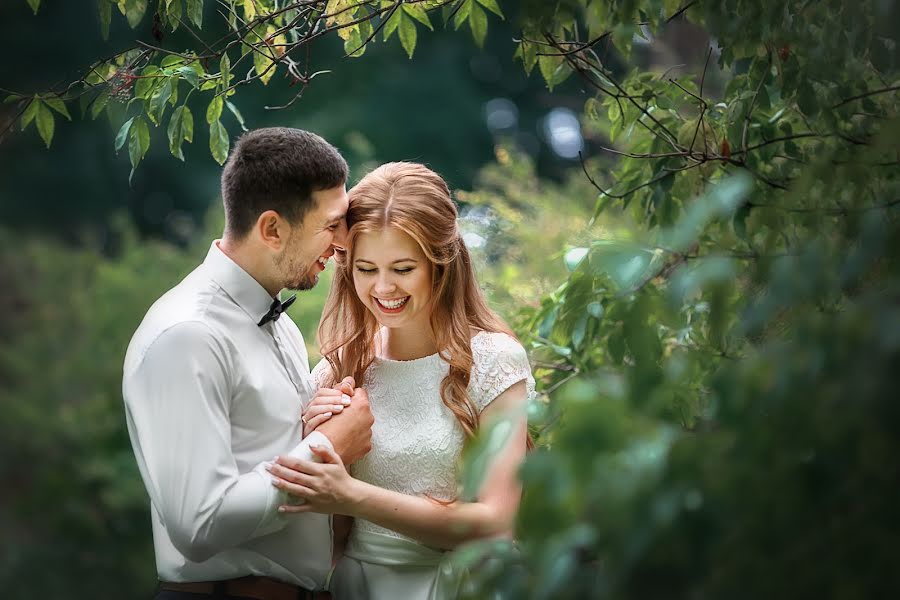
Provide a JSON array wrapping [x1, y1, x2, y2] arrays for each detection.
[[276, 185, 348, 291]]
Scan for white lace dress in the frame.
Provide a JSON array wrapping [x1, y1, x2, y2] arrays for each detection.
[[312, 331, 535, 600]]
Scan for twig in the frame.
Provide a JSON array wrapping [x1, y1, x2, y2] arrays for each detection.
[[535, 31, 613, 57], [741, 51, 771, 157], [580, 151, 702, 200], [832, 85, 900, 108], [666, 1, 697, 23]]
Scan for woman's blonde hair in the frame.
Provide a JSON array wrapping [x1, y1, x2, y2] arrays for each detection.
[[318, 162, 513, 439]]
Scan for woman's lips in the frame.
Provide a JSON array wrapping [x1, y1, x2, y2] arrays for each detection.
[[374, 296, 410, 313]]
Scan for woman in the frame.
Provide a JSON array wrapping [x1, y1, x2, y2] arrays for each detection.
[[267, 162, 534, 599]]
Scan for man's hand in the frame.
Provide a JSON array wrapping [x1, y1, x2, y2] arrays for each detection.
[[315, 379, 373, 465]]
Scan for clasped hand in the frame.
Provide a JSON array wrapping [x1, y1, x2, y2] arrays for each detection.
[[300, 384, 354, 437], [267, 445, 359, 515]]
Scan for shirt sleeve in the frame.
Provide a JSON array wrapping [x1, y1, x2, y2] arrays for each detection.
[[123, 320, 329, 563], [469, 333, 536, 413]]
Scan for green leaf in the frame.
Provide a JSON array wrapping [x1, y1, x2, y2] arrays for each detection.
[[20, 97, 39, 131], [99, 0, 112, 39], [149, 77, 175, 124], [167, 107, 184, 160], [182, 106, 194, 143], [515, 40, 538, 75], [453, 0, 472, 30], [539, 55, 562, 89], [176, 66, 200, 89], [670, 256, 737, 305], [242, 0, 256, 21], [160, 54, 186, 69], [225, 100, 248, 131], [382, 8, 402, 41], [252, 41, 276, 85], [129, 116, 150, 170], [659, 174, 753, 252], [209, 119, 229, 165], [168, 105, 193, 161], [344, 27, 366, 58], [797, 81, 819, 116], [402, 3, 433, 31], [572, 312, 588, 349], [27, 0, 40, 14], [134, 66, 160, 100], [468, 3, 488, 47], [115, 116, 135, 153], [475, 0, 503, 18], [587, 301, 604, 319], [206, 95, 223, 125], [564, 247, 588, 271], [732, 202, 752, 241], [168, 79, 179, 106], [35, 101, 55, 148], [588, 240, 660, 291], [608, 327, 626, 364], [125, 0, 148, 29], [185, 0, 202, 27], [398, 13, 417, 59], [90, 89, 111, 120], [43, 97, 71, 121], [219, 52, 231, 88], [166, 0, 183, 25]]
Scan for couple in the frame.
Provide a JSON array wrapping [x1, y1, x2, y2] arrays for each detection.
[[123, 127, 534, 600]]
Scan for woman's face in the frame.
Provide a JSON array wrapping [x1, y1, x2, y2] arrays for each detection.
[[352, 227, 433, 334]]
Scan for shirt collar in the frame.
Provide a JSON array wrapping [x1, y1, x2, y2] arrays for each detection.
[[203, 240, 285, 325]]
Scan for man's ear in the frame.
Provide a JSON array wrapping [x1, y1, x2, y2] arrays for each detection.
[[255, 210, 288, 251]]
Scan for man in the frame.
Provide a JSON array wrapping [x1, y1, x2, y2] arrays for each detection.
[[123, 127, 373, 599]]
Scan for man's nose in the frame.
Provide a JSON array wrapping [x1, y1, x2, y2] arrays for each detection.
[[332, 220, 349, 251]]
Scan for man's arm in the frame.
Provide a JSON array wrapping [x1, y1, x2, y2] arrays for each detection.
[[124, 321, 315, 562]]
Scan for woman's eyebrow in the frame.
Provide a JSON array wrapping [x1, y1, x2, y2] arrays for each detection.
[[354, 258, 418, 264]]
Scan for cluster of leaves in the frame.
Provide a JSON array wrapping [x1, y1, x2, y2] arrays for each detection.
[[8, 0, 504, 175], [451, 1, 900, 598]]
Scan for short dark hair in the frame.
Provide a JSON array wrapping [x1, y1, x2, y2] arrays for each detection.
[[221, 127, 348, 238]]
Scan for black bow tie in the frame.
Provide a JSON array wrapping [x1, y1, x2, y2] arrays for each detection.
[[257, 295, 296, 327]]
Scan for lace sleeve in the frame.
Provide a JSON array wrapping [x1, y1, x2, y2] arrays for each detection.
[[311, 357, 335, 390], [469, 332, 536, 413]]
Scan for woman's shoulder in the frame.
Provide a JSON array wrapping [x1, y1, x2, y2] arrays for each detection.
[[470, 329, 527, 362], [311, 356, 333, 388], [468, 330, 533, 408]]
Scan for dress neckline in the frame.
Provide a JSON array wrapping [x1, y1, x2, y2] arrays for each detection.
[[373, 330, 488, 364]]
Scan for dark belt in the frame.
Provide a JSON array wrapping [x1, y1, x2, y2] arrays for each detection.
[[159, 576, 331, 600]]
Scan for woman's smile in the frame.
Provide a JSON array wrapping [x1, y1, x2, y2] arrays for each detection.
[[374, 296, 410, 313]]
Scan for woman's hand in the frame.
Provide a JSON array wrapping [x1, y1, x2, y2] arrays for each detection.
[[268, 445, 361, 515], [301, 376, 354, 437]]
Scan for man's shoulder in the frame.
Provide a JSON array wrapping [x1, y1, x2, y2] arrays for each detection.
[[124, 265, 228, 365]]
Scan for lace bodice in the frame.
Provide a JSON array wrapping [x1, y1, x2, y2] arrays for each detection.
[[312, 331, 535, 544]]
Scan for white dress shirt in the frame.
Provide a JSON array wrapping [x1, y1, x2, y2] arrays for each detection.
[[123, 240, 332, 588]]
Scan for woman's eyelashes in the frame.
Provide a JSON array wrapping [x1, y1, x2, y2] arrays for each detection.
[[354, 267, 413, 275]]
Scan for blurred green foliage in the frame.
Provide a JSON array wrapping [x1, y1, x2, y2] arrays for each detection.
[[452, 1, 900, 599]]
